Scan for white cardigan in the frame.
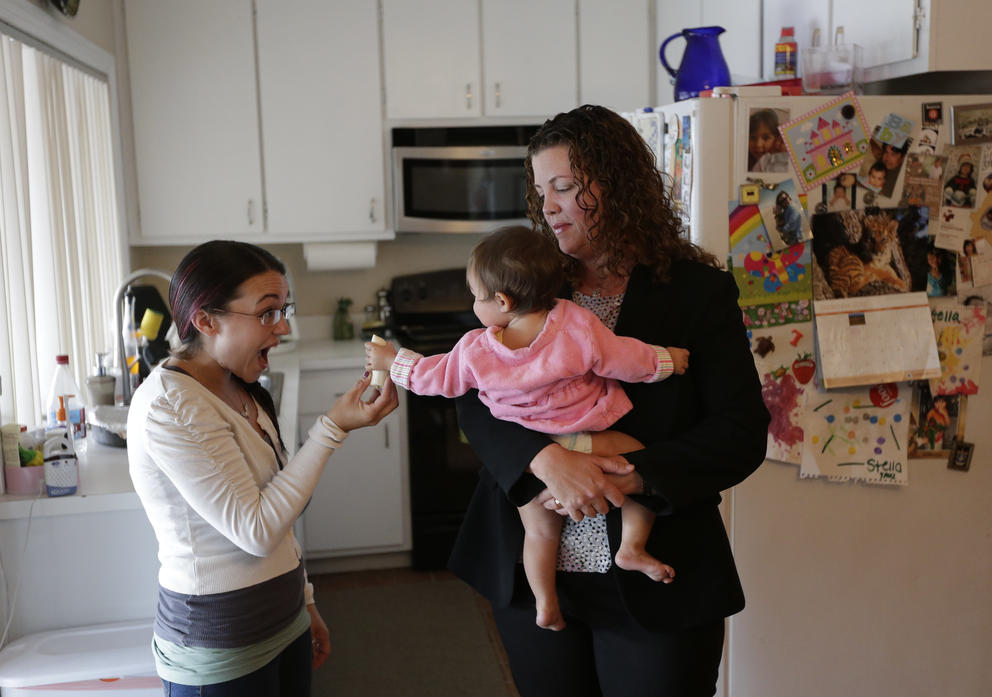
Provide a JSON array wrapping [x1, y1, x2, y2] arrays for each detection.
[[128, 366, 336, 605]]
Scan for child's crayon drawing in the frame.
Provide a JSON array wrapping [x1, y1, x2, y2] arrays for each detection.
[[800, 383, 910, 485]]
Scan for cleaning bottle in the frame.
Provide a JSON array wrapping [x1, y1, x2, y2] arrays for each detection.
[[43, 396, 78, 497], [774, 26, 798, 79], [121, 289, 141, 397], [46, 354, 86, 442]]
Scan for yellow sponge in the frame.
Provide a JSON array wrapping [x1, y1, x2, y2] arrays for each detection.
[[139, 308, 164, 340]]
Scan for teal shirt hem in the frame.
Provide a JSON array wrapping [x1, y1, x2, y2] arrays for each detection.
[[152, 605, 310, 686]]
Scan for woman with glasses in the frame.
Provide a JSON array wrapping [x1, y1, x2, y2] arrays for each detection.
[[127, 240, 397, 697]]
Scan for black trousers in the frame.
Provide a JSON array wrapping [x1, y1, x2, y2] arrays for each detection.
[[492, 568, 724, 697]]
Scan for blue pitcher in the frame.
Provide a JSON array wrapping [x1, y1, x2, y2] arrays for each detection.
[[660, 26, 732, 101]]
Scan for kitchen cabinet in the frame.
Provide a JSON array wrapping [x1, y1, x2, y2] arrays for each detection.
[[255, 0, 386, 238], [656, 0, 762, 106], [124, 0, 388, 243], [125, 0, 263, 241], [762, 0, 986, 83], [296, 368, 408, 557], [381, 0, 577, 119], [578, 0, 651, 110]]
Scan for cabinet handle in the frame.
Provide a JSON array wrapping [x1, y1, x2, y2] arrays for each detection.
[[465, 83, 472, 110], [247, 199, 255, 226], [383, 423, 389, 449], [834, 26, 845, 47], [369, 198, 376, 223], [494, 81, 501, 109]]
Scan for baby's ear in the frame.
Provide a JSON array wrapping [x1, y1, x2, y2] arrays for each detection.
[[494, 291, 514, 312]]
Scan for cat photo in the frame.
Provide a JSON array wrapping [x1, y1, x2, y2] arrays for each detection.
[[810, 206, 937, 300]]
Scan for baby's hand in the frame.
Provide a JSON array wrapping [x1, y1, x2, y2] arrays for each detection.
[[364, 339, 398, 372], [668, 347, 689, 375]]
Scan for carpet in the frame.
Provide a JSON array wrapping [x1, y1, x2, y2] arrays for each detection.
[[312, 574, 517, 696]]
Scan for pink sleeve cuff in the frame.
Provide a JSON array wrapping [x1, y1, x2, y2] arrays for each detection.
[[390, 348, 422, 390], [650, 346, 674, 382]]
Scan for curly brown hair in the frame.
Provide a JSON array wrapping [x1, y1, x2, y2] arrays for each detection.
[[524, 105, 719, 284]]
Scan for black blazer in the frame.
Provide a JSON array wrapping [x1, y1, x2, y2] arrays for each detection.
[[449, 260, 770, 631]]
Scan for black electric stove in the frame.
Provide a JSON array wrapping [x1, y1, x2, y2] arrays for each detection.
[[390, 269, 484, 570]]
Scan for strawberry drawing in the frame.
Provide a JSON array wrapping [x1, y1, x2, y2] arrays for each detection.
[[791, 353, 816, 384]]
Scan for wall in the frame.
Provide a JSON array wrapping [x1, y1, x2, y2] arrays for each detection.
[[21, 0, 115, 56], [130, 233, 483, 319]]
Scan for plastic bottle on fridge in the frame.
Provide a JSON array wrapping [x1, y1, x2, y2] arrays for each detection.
[[774, 26, 798, 79], [46, 354, 86, 444]]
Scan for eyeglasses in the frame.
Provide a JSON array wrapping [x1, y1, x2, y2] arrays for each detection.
[[211, 302, 296, 327]]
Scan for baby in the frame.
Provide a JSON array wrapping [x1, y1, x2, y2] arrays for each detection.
[[865, 161, 887, 192], [366, 226, 688, 631]]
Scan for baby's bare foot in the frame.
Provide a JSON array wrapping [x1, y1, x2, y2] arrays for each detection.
[[615, 548, 675, 583], [535, 604, 566, 631]]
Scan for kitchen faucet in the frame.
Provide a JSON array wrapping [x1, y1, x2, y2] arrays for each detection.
[[114, 268, 172, 405]]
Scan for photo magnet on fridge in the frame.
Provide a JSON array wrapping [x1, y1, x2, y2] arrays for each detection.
[[758, 179, 811, 252]]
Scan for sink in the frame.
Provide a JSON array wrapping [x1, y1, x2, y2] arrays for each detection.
[[258, 371, 284, 416]]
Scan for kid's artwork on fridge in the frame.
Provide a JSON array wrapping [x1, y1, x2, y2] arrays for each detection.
[[810, 207, 930, 299], [908, 382, 966, 458], [778, 92, 871, 191], [730, 243, 812, 307], [929, 302, 986, 396], [728, 203, 772, 255], [800, 383, 910, 485], [758, 179, 811, 251], [749, 321, 815, 465], [747, 107, 791, 173]]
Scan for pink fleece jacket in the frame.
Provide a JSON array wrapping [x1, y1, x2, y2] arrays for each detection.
[[390, 299, 673, 434]]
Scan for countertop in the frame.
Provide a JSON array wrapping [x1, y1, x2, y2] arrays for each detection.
[[0, 338, 368, 520]]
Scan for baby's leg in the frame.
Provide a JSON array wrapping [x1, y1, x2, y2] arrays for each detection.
[[591, 430, 675, 583], [615, 499, 675, 583], [518, 499, 566, 630]]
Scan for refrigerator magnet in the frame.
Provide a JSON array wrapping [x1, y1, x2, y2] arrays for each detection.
[[778, 91, 871, 191], [947, 439, 974, 471]]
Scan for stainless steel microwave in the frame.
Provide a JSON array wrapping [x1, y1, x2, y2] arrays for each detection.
[[391, 126, 536, 233]]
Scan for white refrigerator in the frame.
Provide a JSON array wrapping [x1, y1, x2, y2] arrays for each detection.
[[625, 94, 992, 697]]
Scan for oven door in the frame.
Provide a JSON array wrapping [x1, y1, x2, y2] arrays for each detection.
[[392, 145, 529, 233], [406, 391, 483, 569]]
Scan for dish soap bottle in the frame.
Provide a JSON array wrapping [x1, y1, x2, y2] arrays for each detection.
[[333, 297, 355, 341]]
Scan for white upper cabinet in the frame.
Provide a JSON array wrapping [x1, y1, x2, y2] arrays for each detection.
[[480, 0, 577, 118], [125, 0, 264, 240], [125, 0, 388, 243], [382, 0, 577, 120], [255, 0, 386, 238], [763, 0, 985, 82], [381, 0, 482, 119], [579, 0, 651, 111]]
